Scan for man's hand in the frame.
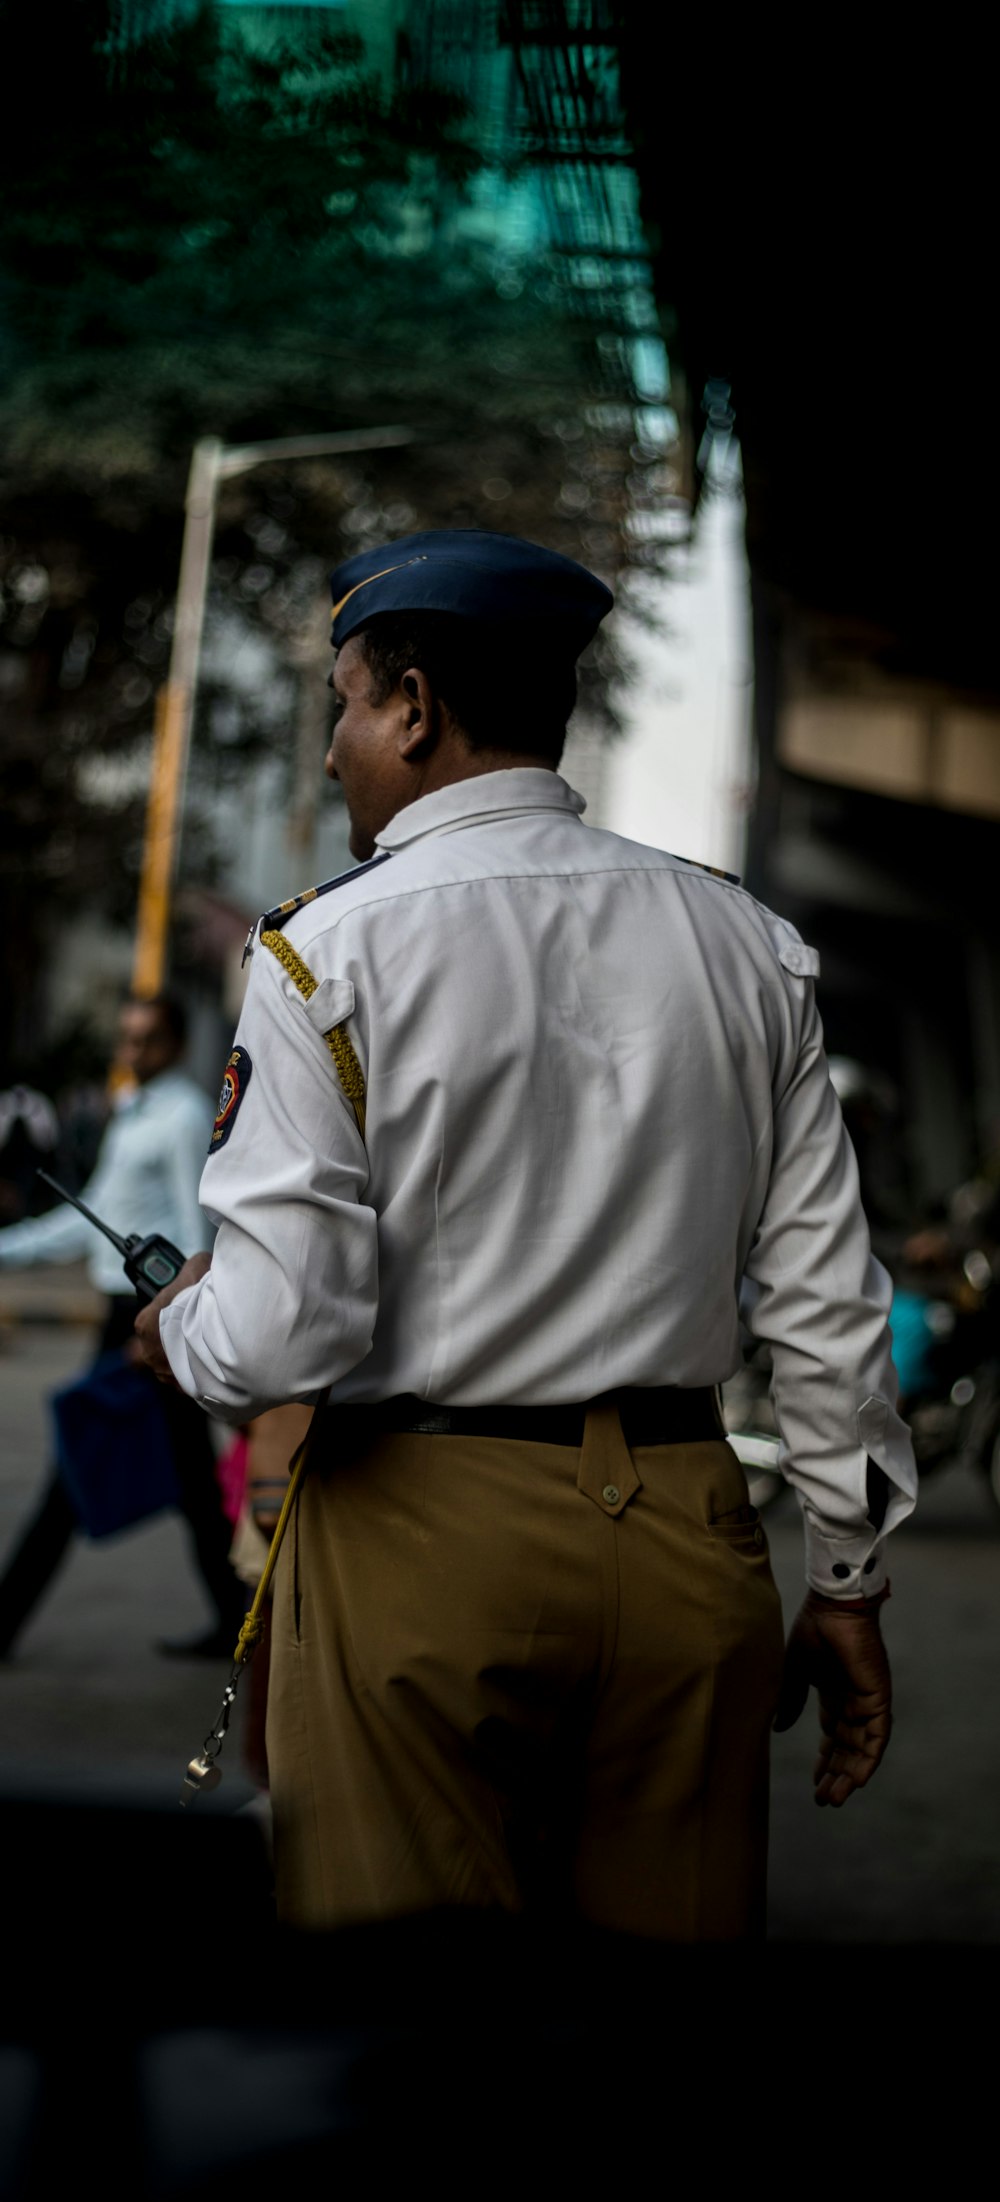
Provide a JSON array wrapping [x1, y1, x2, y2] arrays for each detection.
[[773, 1589, 892, 1807], [133, 1252, 211, 1383]]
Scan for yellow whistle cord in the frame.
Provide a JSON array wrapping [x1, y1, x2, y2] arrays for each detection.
[[231, 1411, 319, 1666], [260, 928, 366, 1138], [183, 1403, 328, 1800], [182, 928, 367, 1794], [228, 934, 367, 1661]]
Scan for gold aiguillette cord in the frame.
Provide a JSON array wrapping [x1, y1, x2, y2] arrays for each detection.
[[180, 928, 364, 1805]]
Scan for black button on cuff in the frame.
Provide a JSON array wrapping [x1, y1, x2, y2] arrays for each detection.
[[831, 1562, 852, 1580], [863, 1556, 878, 1574]]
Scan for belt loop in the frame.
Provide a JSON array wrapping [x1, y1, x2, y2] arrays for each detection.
[[576, 1397, 642, 1517]]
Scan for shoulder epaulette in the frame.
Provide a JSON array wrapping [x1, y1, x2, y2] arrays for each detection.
[[242, 850, 392, 967], [666, 851, 741, 885]]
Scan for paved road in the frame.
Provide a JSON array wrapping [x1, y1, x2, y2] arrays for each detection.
[[0, 1298, 256, 1816], [766, 1446, 1000, 1942], [2, 1296, 999, 1939]]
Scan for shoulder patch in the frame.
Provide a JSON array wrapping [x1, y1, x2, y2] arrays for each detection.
[[242, 850, 393, 966], [209, 1045, 253, 1154]]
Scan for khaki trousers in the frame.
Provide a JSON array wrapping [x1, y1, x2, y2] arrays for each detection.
[[267, 1402, 785, 1940]]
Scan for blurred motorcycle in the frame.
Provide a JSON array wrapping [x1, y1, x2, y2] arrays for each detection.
[[723, 1248, 1000, 1522], [893, 1249, 1000, 1515]]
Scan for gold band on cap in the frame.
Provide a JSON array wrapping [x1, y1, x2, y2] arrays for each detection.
[[330, 555, 429, 629]]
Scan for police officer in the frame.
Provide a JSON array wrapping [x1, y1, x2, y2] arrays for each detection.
[[137, 530, 917, 1937]]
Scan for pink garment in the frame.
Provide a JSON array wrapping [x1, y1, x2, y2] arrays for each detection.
[[214, 1432, 248, 1526]]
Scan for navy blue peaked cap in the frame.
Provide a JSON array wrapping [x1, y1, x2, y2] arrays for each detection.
[[329, 529, 613, 656]]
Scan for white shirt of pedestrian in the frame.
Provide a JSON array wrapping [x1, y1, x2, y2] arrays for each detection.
[[0, 1069, 215, 1296]]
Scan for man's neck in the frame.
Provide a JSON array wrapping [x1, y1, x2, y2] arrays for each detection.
[[406, 743, 556, 806]]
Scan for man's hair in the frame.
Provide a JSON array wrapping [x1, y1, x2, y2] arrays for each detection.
[[123, 991, 187, 1047], [354, 611, 577, 763]]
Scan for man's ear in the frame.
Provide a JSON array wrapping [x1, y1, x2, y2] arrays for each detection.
[[398, 667, 436, 756]]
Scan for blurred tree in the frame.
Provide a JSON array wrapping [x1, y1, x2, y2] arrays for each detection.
[[0, 1, 634, 1075]]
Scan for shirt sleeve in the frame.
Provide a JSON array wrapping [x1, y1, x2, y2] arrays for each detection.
[[163, 1093, 216, 1258], [739, 961, 918, 1599], [0, 1199, 97, 1269], [158, 942, 378, 1422]]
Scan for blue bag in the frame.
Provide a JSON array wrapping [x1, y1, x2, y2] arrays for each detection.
[[51, 1350, 181, 1539]]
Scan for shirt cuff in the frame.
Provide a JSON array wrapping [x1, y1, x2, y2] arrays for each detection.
[[802, 1513, 888, 1599], [159, 1287, 212, 1406], [159, 1285, 270, 1425]]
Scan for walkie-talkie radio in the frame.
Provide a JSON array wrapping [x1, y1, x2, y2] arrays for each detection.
[[36, 1170, 187, 1302]]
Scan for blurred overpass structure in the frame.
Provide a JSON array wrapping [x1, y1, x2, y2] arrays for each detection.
[[617, 13, 998, 1207]]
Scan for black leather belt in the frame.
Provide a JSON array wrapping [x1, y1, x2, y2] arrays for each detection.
[[332, 1386, 723, 1449]]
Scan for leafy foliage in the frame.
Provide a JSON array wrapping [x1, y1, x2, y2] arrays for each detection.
[[0, 2, 638, 1075]]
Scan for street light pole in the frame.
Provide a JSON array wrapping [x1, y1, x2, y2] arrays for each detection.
[[131, 424, 413, 995]]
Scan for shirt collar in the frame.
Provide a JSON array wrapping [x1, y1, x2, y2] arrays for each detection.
[[375, 769, 586, 851]]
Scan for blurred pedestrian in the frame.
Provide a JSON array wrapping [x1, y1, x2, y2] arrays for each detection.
[[0, 993, 245, 1660], [137, 529, 918, 1937]]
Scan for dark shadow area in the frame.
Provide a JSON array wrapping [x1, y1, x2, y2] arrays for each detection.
[[0, 1794, 993, 2194]]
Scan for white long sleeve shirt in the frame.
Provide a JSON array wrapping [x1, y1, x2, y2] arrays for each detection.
[[160, 769, 917, 1598], [0, 1068, 215, 1295]]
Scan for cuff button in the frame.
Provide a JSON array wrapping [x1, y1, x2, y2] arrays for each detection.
[[832, 1562, 851, 1580]]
